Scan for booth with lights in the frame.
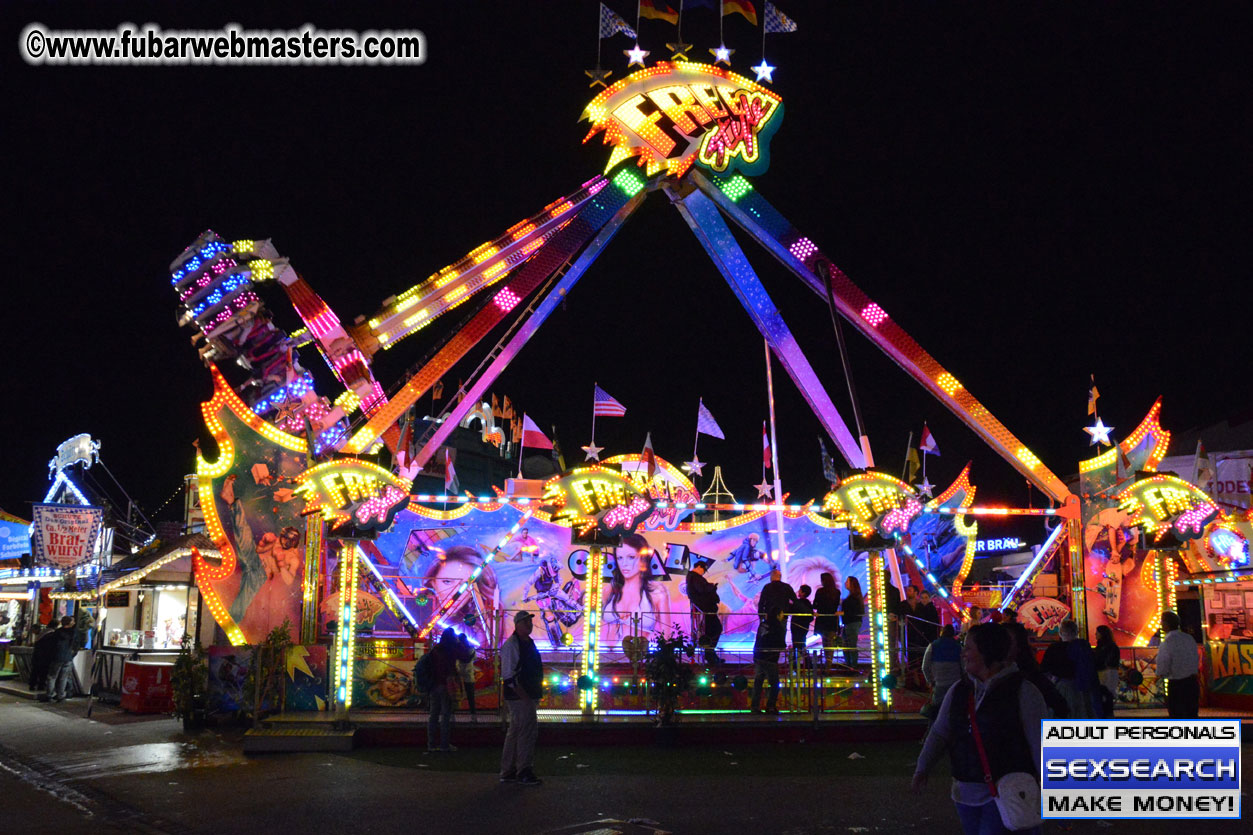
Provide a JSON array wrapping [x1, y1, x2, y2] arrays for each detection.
[[163, 59, 1251, 720]]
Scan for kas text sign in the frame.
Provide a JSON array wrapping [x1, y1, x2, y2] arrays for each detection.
[[1042, 720, 1240, 819]]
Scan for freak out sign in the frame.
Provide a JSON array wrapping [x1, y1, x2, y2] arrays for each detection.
[[582, 62, 783, 178], [541, 466, 655, 539], [822, 472, 922, 540], [294, 459, 412, 533], [1115, 473, 1220, 549]]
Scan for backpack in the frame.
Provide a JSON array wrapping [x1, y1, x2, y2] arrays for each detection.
[[414, 650, 437, 694]]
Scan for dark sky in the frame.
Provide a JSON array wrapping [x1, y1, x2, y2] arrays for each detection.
[[3, 2, 1249, 542]]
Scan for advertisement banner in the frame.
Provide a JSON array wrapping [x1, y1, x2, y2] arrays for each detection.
[[30, 503, 103, 569], [0, 510, 30, 561]]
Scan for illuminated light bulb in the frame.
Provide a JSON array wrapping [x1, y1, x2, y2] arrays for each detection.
[[860, 303, 888, 327], [936, 373, 963, 396], [612, 168, 646, 197], [788, 237, 818, 262], [718, 174, 753, 202]]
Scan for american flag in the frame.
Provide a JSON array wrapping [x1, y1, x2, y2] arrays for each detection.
[[594, 384, 627, 417], [764, 2, 798, 34], [696, 400, 725, 439], [598, 3, 637, 40]]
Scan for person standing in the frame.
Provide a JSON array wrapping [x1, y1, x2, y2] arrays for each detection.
[[921, 624, 963, 720], [686, 561, 722, 665], [918, 591, 940, 645], [427, 630, 469, 752], [913, 623, 1045, 835], [1005, 622, 1069, 719], [45, 616, 79, 702], [457, 632, 477, 721], [1042, 620, 1097, 719], [500, 611, 544, 786], [813, 573, 842, 666], [790, 584, 815, 656], [1155, 611, 1200, 719], [750, 607, 787, 715], [758, 570, 796, 617], [1093, 625, 1120, 718], [842, 576, 865, 671]]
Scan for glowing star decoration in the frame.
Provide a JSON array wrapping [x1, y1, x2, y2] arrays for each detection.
[[625, 44, 650, 67], [710, 44, 734, 65], [917, 477, 935, 498], [581, 442, 604, 462], [582, 62, 784, 179], [683, 457, 706, 477], [822, 472, 921, 538], [750, 59, 775, 83], [541, 466, 655, 538], [293, 459, 412, 533], [1085, 417, 1114, 446], [754, 478, 774, 500], [1115, 473, 1220, 546]]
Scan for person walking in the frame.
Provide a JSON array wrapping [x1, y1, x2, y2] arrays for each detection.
[[750, 607, 787, 715], [1041, 620, 1097, 719], [1155, 610, 1200, 719], [790, 584, 815, 656], [500, 611, 544, 786], [842, 576, 865, 671], [457, 632, 477, 721], [427, 629, 469, 752], [813, 573, 841, 666], [1093, 625, 1120, 718], [686, 560, 722, 665], [45, 616, 79, 702], [1005, 621, 1069, 719], [913, 623, 1045, 835]]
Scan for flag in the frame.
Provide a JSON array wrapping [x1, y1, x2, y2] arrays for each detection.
[[444, 449, 459, 495], [512, 417, 523, 444], [1194, 440, 1213, 489], [593, 384, 627, 417], [520, 414, 553, 449], [492, 394, 503, 419], [762, 421, 771, 469], [723, 0, 758, 25], [919, 424, 940, 456], [642, 432, 657, 480], [432, 379, 444, 401], [1115, 441, 1132, 485], [696, 400, 725, 439], [552, 425, 567, 471], [763, 2, 798, 33], [906, 447, 921, 484], [599, 3, 637, 39], [819, 437, 838, 484], [640, 0, 679, 24], [502, 396, 515, 419], [1087, 374, 1099, 416]]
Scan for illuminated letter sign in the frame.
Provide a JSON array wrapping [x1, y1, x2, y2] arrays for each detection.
[[1115, 473, 1220, 546], [541, 466, 655, 538], [294, 459, 411, 533], [822, 472, 921, 538], [582, 62, 784, 178]]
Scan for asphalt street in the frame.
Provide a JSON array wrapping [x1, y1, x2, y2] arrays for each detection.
[[0, 694, 1247, 834]]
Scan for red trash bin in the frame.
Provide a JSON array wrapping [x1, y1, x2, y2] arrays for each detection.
[[120, 660, 174, 713]]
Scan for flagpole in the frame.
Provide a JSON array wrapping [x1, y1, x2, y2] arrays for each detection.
[[596, 4, 603, 68], [765, 340, 787, 577], [590, 383, 597, 447], [901, 431, 913, 481], [517, 413, 526, 478], [692, 398, 702, 462]]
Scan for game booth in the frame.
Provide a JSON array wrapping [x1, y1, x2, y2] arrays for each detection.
[[157, 56, 1249, 725]]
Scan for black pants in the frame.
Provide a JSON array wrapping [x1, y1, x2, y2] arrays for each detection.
[[696, 610, 722, 663], [1166, 674, 1199, 719], [463, 680, 476, 714]]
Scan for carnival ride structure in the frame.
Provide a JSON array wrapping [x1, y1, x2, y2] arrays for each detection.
[[165, 60, 1244, 715]]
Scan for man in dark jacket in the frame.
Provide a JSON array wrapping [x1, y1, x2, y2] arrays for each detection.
[[427, 629, 471, 752], [46, 616, 79, 702], [500, 611, 544, 785], [757, 570, 796, 617], [29, 624, 56, 693], [750, 607, 787, 714], [686, 561, 722, 664]]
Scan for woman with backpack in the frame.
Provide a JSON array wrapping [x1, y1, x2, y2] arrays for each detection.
[[420, 629, 470, 752]]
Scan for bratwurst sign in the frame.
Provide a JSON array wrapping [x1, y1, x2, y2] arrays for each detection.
[[31, 503, 104, 569]]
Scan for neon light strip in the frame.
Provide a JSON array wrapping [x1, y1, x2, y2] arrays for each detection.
[[357, 549, 421, 632], [580, 545, 605, 714], [868, 550, 891, 712], [335, 543, 361, 709], [999, 522, 1067, 610], [891, 534, 959, 612], [43, 471, 91, 505], [49, 549, 216, 600], [301, 517, 322, 644], [932, 506, 1057, 516]]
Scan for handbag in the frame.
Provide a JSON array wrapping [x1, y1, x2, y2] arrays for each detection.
[[968, 691, 1042, 831]]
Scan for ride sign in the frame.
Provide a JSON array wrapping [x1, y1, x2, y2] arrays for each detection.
[[293, 459, 411, 533], [822, 472, 922, 539], [1115, 473, 1220, 548], [582, 62, 784, 178], [541, 465, 655, 539]]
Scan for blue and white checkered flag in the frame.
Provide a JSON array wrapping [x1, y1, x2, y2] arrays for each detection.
[[599, 3, 638, 40], [764, 2, 798, 34]]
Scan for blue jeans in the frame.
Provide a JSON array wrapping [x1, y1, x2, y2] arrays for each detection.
[[47, 660, 73, 701], [843, 618, 862, 667], [750, 659, 779, 710], [427, 687, 452, 750], [955, 801, 1041, 835]]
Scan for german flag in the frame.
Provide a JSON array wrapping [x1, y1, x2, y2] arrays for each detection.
[[640, 0, 679, 25], [723, 0, 758, 26]]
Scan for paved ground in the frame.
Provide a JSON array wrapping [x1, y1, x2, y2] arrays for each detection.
[[0, 693, 1247, 834]]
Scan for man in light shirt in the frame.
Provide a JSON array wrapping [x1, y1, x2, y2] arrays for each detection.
[[1154, 610, 1200, 719]]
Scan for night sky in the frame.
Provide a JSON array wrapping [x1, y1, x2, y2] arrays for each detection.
[[2, 2, 1248, 543]]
